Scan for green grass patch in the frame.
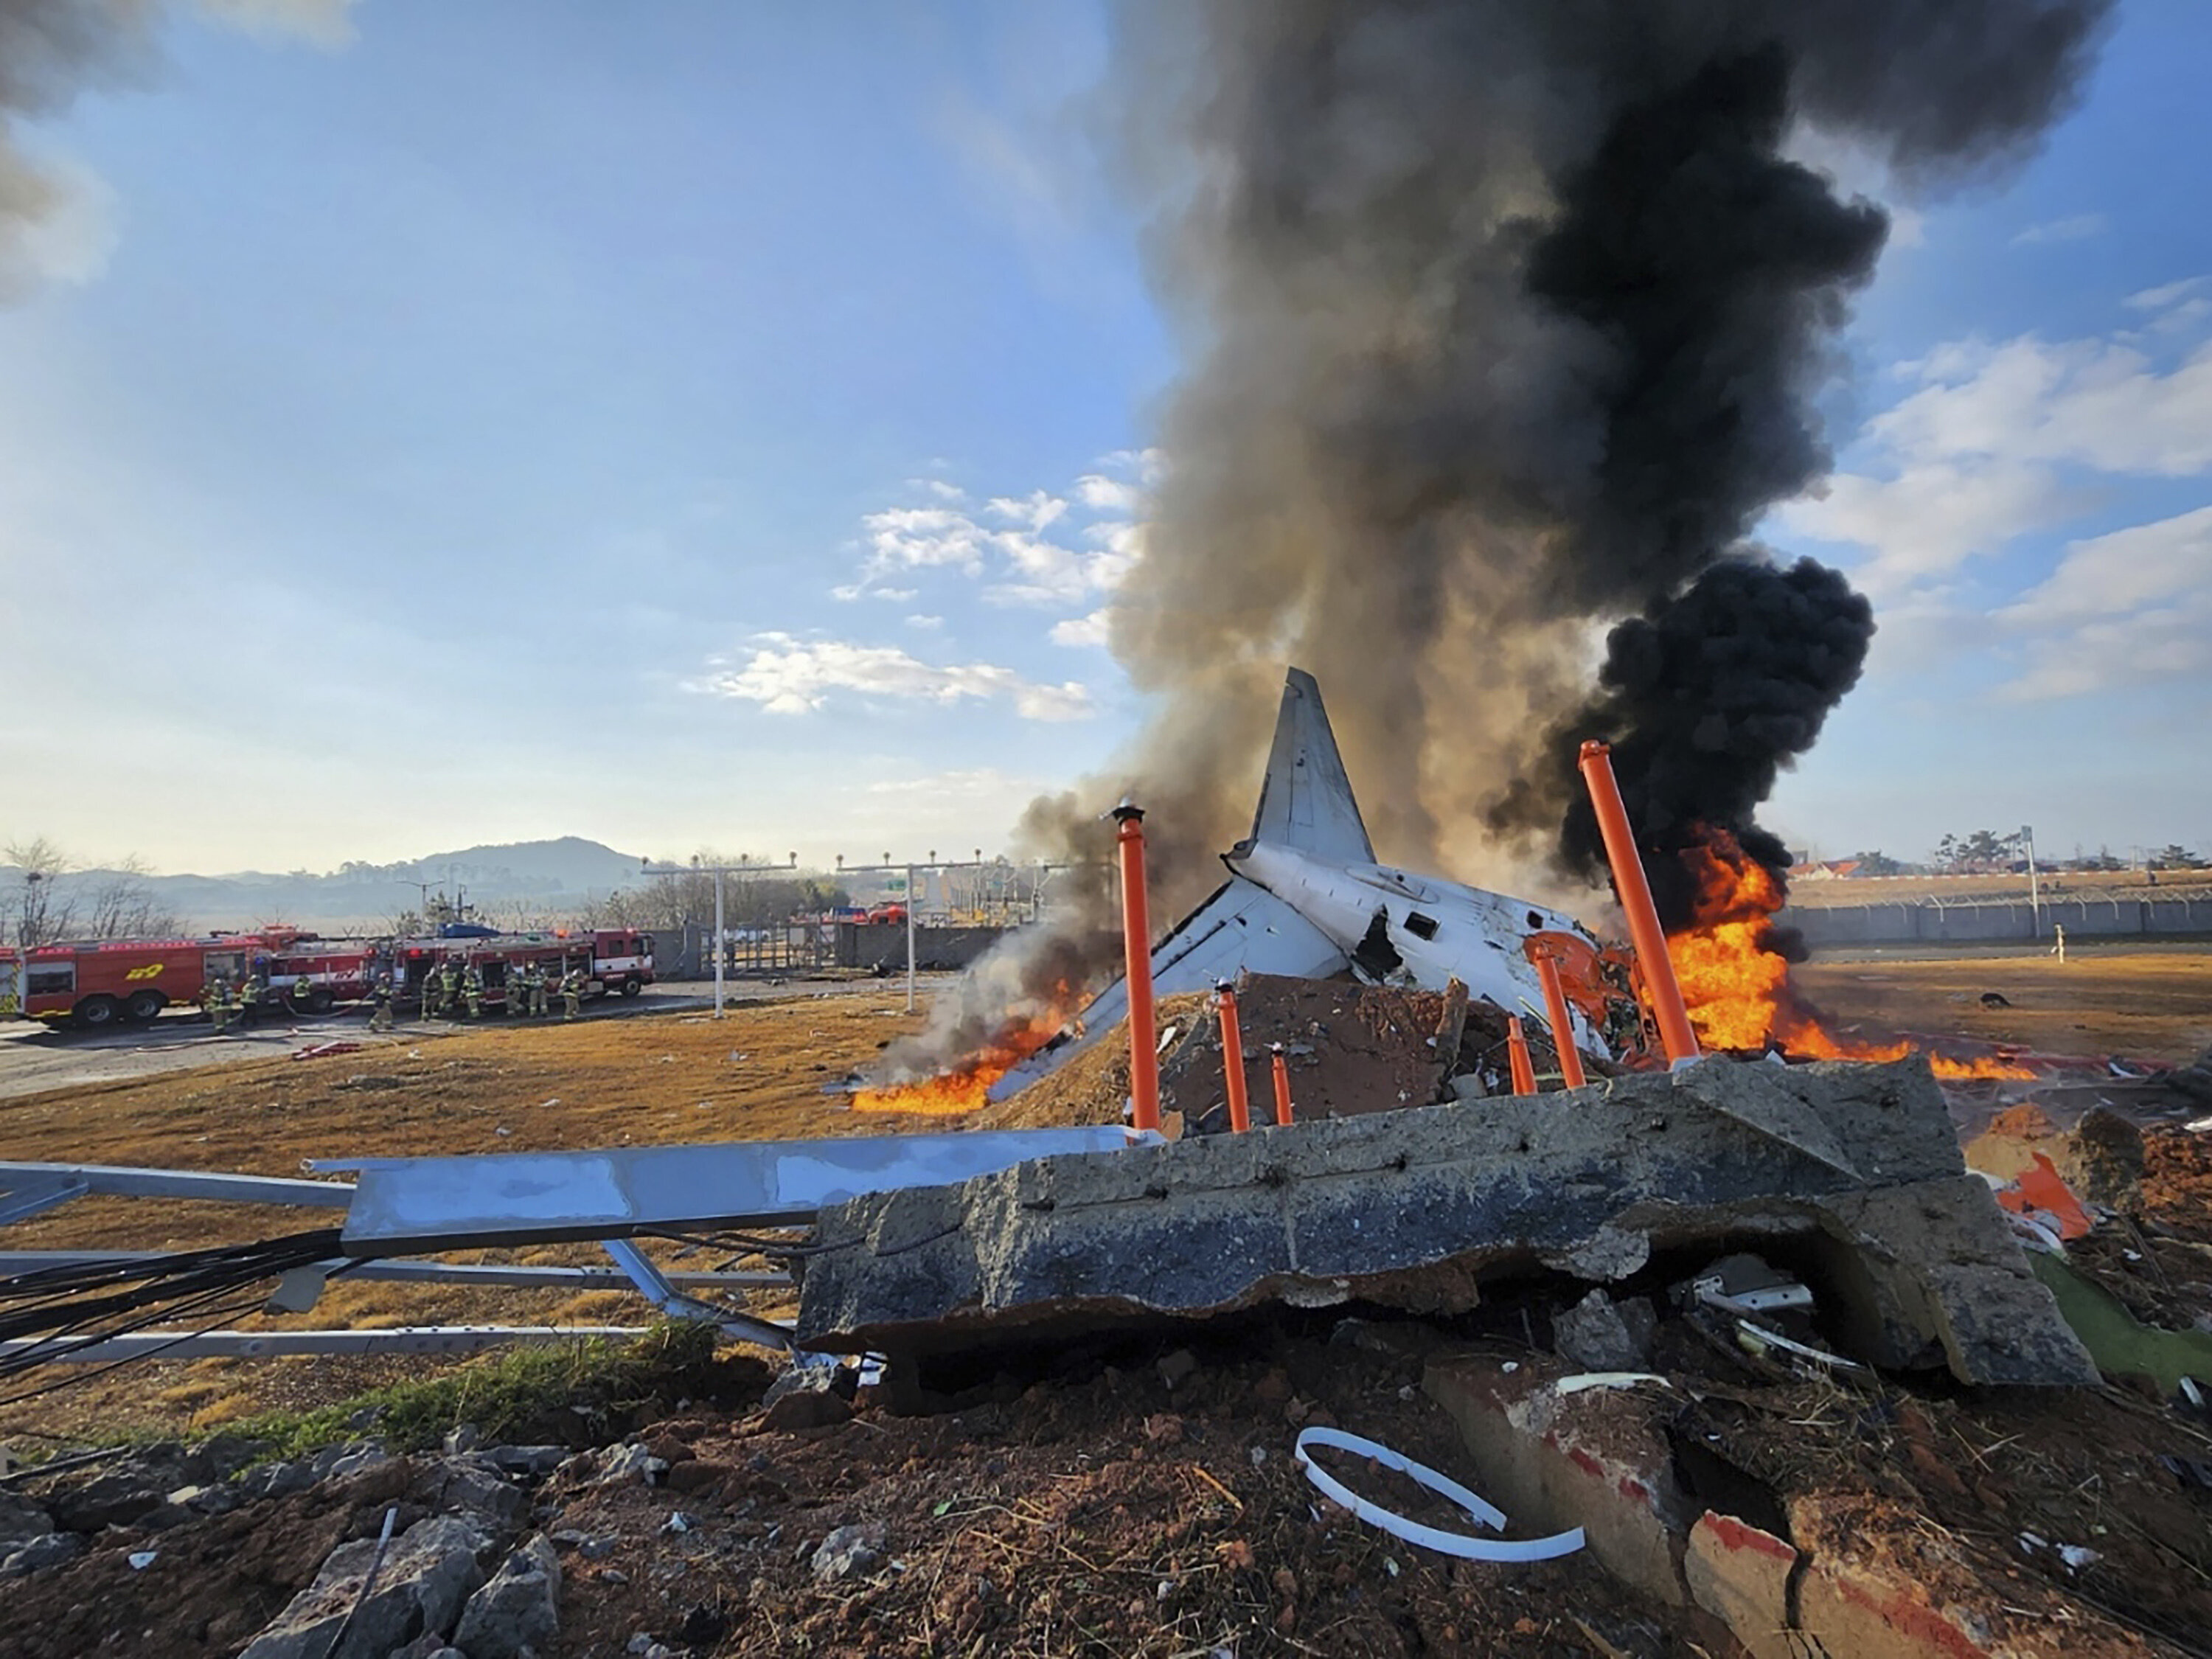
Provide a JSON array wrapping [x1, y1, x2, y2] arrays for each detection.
[[213, 1321, 723, 1464]]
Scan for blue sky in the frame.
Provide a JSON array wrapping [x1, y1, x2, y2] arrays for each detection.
[[1, 0, 2207, 878]]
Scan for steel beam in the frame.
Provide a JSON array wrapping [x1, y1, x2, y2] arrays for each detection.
[[602, 1238, 793, 1352], [321, 1126, 1141, 1252], [0, 1325, 651, 1364], [0, 1251, 791, 1291], [0, 1179, 87, 1228], [0, 1161, 353, 1211]]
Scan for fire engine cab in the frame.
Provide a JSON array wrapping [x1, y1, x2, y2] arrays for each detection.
[[1, 938, 219, 1026]]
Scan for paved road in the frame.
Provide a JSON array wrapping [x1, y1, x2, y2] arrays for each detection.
[[0, 973, 952, 1103]]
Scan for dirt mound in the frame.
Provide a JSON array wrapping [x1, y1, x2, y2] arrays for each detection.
[[967, 992, 1211, 1131]]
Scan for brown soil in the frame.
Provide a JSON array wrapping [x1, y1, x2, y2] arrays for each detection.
[[10, 1318, 2211, 1659], [0, 997, 937, 1443], [1794, 950, 2212, 1065], [7, 960, 2212, 1657]]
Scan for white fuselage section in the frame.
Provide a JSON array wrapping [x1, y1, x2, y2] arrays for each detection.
[[1228, 841, 1600, 1049]]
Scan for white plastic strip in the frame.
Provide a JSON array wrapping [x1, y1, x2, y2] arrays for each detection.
[[1293, 1427, 1585, 1563], [1554, 1371, 1671, 1396], [1735, 1318, 1869, 1374]]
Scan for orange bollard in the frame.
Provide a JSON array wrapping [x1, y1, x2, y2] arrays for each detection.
[[1215, 981, 1251, 1133], [1270, 1046, 1293, 1126], [1534, 953, 1587, 1088], [1506, 1016, 1537, 1096], [1113, 804, 1161, 1133], [1576, 741, 1700, 1065]]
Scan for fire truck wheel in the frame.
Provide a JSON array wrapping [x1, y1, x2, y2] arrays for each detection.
[[125, 990, 169, 1021], [619, 977, 643, 997], [307, 989, 334, 1015], [74, 995, 122, 1029]]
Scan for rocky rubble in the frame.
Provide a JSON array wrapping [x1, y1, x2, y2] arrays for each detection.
[[0, 1428, 591, 1659]]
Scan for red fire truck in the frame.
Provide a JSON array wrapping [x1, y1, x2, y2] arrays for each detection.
[[1, 927, 652, 1027], [0, 930, 382, 1026], [389, 928, 655, 1011]]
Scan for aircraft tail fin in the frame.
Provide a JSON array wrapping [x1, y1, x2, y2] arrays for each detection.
[[1245, 667, 1374, 864]]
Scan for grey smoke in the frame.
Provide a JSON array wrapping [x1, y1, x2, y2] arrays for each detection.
[[0, 0, 352, 297], [1074, 0, 2110, 922]]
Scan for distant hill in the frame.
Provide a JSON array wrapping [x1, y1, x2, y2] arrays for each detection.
[[2, 837, 650, 935]]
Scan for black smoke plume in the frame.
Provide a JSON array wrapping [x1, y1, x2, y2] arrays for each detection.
[[1059, 0, 2109, 928], [1555, 557, 1877, 928]]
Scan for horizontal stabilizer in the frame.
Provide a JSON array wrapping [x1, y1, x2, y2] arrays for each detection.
[[1248, 667, 1374, 864], [986, 877, 1349, 1102]]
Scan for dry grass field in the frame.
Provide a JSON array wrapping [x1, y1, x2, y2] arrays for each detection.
[[1, 947, 2205, 1442]]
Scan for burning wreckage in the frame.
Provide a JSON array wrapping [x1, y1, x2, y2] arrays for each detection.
[[5, 666, 2204, 1655], [3, 668, 2105, 1406]]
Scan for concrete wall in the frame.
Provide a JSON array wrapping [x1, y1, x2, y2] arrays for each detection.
[[1787, 896, 2212, 947], [835, 924, 1003, 973]]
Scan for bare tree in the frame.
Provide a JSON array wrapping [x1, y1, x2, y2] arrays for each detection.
[[6, 837, 77, 947], [6, 839, 185, 944], [81, 856, 185, 940]]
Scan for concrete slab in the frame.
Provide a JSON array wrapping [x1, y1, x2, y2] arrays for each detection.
[[1424, 1352, 1688, 1604], [795, 1057, 2096, 1387]]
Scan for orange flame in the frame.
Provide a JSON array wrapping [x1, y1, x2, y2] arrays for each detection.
[[1666, 828, 2035, 1081], [851, 998, 1076, 1116]]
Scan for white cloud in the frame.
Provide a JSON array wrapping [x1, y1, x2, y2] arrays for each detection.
[[1049, 608, 1112, 648], [858, 505, 992, 578], [985, 490, 1069, 532], [1094, 447, 1164, 483], [1870, 335, 2212, 477], [1778, 460, 2067, 597], [1995, 507, 2212, 701], [838, 469, 1146, 611], [698, 635, 1093, 721], [2011, 213, 2107, 246], [2002, 504, 2212, 625], [193, 0, 358, 47], [2124, 276, 2206, 313], [865, 768, 1033, 800], [1788, 307, 2212, 604], [905, 613, 944, 629], [1075, 473, 1141, 513]]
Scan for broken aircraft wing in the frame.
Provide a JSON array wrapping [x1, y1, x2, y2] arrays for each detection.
[[985, 876, 1348, 1102]]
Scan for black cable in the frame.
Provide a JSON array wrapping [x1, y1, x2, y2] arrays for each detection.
[[0, 1231, 364, 1388], [0, 1287, 276, 1405]]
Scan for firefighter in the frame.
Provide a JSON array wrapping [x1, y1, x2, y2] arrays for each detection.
[[206, 975, 234, 1035], [560, 967, 584, 1020], [439, 957, 464, 1019], [291, 972, 317, 1018], [462, 962, 484, 1020], [239, 968, 268, 1029], [368, 972, 395, 1032], [530, 963, 550, 1019]]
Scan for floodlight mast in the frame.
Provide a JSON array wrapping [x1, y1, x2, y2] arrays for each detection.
[[644, 858, 771, 1018]]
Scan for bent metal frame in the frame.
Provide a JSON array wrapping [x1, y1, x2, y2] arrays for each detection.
[[0, 1125, 1142, 1364]]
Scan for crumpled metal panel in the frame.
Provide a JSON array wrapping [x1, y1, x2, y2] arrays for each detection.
[[324, 1126, 1140, 1251]]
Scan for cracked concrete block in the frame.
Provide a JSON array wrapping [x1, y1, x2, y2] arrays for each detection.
[[1424, 1352, 1689, 1604], [798, 1058, 2091, 1387], [1684, 1511, 1798, 1659]]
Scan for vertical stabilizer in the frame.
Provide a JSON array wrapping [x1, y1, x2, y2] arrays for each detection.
[[1245, 668, 1375, 863]]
